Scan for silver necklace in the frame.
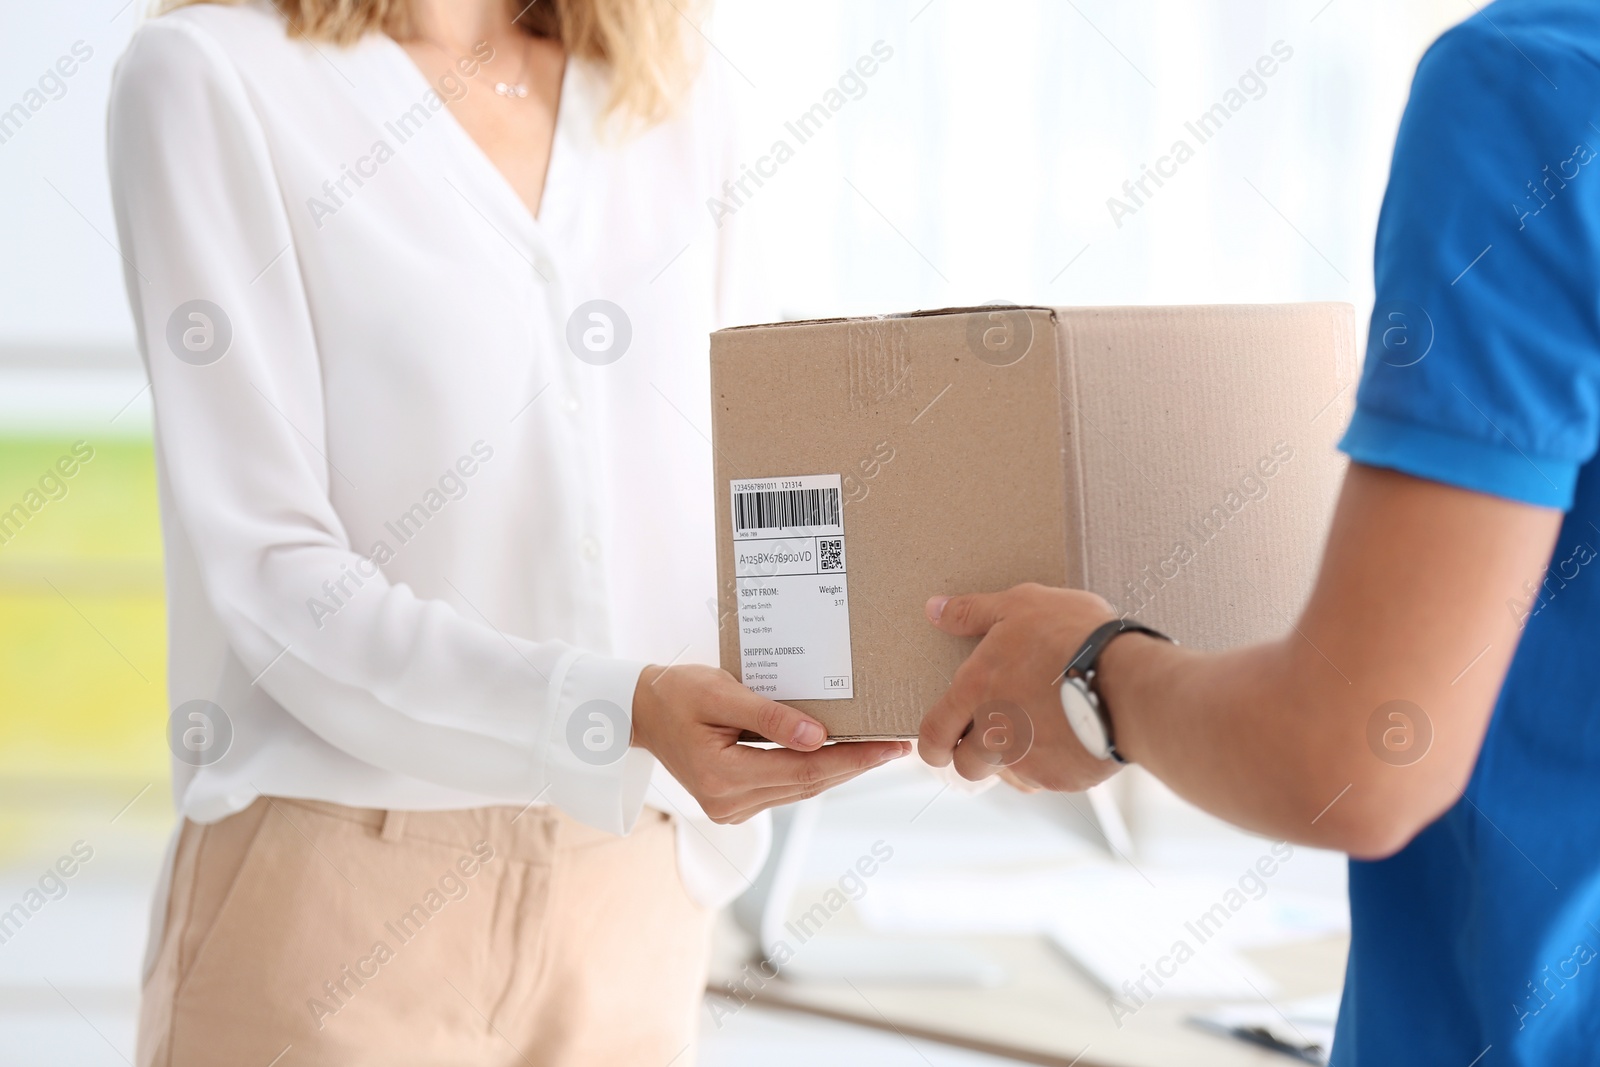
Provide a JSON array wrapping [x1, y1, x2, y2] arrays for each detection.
[[419, 33, 531, 100], [493, 38, 531, 99]]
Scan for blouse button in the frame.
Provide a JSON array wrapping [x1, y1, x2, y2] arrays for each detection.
[[580, 536, 601, 561]]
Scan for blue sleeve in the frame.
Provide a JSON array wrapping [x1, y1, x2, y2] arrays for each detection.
[[1339, 14, 1600, 510]]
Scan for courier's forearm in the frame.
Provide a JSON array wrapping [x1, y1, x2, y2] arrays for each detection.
[[1095, 466, 1558, 857], [1102, 617, 1511, 858], [1102, 636, 1376, 852], [917, 467, 1558, 856]]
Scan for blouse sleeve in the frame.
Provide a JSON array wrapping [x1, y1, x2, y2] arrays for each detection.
[[108, 17, 654, 833]]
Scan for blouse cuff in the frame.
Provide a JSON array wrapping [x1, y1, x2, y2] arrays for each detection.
[[543, 653, 655, 836]]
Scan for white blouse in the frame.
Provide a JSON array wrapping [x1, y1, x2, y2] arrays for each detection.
[[108, 1, 770, 910]]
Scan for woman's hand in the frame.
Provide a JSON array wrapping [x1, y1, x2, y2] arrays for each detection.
[[630, 664, 910, 824]]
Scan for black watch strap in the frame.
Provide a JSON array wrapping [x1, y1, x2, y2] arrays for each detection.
[[1063, 618, 1175, 764]]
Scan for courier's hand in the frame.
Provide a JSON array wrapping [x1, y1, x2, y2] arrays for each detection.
[[631, 664, 909, 824], [919, 583, 1126, 793]]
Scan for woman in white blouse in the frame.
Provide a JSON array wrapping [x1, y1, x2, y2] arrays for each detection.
[[110, 0, 907, 1062]]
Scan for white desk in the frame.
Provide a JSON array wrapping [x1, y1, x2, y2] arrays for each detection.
[[708, 913, 1344, 1066]]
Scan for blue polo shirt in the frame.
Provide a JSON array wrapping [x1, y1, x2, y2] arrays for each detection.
[[1334, 2, 1600, 1063]]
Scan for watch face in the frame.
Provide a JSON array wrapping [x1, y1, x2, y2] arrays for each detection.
[[1059, 678, 1112, 761]]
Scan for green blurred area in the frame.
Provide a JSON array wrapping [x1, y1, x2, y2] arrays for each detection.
[[0, 435, 171, 861]]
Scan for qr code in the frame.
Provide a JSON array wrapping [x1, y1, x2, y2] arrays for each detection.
[[819, 538, 844, 571]]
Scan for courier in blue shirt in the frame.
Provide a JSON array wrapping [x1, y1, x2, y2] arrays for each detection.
[[915, 1, 1600, 1061], [1336, 1, 1600, 1061]]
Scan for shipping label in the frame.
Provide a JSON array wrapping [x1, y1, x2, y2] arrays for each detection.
[[730, 474, 854, 700]]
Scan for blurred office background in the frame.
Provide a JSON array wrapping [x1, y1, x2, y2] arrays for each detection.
[[2, 0, 1464, 1062]]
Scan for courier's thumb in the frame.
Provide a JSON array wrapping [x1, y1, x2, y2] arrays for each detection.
[[926, 592, 1002, 637]]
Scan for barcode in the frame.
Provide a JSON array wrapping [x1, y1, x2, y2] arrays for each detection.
[[735, 487, 841, 532]]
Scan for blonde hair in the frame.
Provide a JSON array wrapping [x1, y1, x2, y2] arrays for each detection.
[[159, 0, 702, 126]]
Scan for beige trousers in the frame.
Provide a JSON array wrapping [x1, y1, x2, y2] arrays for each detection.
[[137, 798, 712, 1067]]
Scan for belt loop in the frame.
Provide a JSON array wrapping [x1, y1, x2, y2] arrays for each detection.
[[380, 809, 407, 842]]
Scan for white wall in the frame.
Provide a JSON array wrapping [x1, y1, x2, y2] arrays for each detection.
[[710, 0, 1463, 318], [0, 0, 141, 357]]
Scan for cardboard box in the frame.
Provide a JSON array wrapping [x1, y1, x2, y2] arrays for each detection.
[[711, 304, 1357, 739]]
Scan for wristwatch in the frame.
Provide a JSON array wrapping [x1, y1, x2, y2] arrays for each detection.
[[1058, 618, 1174, 764]]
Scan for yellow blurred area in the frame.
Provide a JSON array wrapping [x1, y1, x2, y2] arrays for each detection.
[[0, 436, 171, 861]]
